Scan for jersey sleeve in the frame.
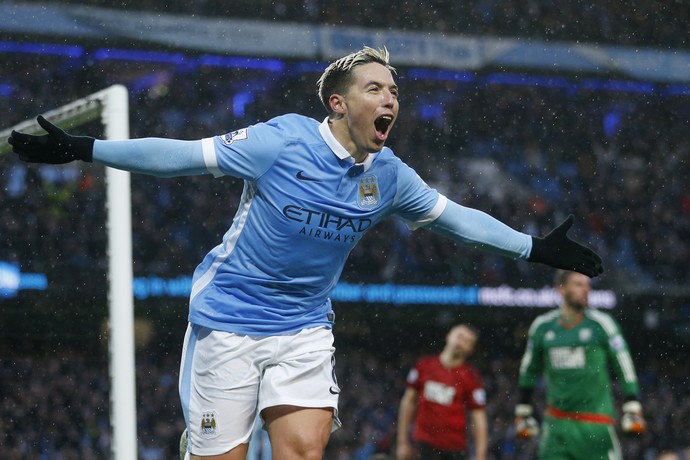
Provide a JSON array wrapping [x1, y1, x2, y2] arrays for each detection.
[[93, 138, 208, 177], [392, 160, 444, 229], [597, 313, 640, 397], [466, 367, 487, 410], [202, 120, 287, 180], [406, 360, 422, 391], [518, 318, 546, 389], [428, 200, 532, 259]]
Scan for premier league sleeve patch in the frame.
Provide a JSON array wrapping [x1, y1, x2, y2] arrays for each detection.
[[221, 128, 248, 146], [609, 334, 626, 352], [357, 175, 380, 208], [472, 388, 487, 405]]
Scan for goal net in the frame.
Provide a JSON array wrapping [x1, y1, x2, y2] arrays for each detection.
[[1, 84, 137, 460]]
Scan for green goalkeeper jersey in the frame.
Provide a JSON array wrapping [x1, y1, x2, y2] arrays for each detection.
[[518, 308, 639, 418]]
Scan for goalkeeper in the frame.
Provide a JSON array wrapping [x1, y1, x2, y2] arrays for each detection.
[[9, 46, 602, 460], [515, 269, 645, 460]]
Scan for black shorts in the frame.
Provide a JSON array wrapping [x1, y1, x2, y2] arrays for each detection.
[[417, 442, 467, 460]]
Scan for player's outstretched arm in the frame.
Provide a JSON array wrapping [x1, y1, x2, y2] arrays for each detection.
[[527, 215, 603, 277], [9, 116, 208, 177], [428, 201, 603, 277]]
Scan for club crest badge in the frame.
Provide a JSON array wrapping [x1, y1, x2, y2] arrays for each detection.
[[200, 410, 219, 439], [579, 328, 592, 342], [357, 175, 379, 208]]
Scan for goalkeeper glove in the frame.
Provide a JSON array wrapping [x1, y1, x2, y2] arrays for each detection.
[[528, 215, 603, 278], [621, 401, 646, 434], [8, 115, 94, 164], [515, 404, 540, 438]]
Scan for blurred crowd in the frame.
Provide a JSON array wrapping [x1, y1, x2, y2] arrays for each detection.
[[2, 51, 689, 291], [22, 0, 690, 50], [1, 335, 688, 459]]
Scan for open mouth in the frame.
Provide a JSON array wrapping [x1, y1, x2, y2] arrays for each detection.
[[374, 114, 394, 140]]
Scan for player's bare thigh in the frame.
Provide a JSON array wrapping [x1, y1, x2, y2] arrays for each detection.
[[264, 405, 333, 460], [187, 406, 332, 459]]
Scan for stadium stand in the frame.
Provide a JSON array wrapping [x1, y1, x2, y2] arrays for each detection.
[[3, 51, 689, 289], [14, 0, 690, 50]]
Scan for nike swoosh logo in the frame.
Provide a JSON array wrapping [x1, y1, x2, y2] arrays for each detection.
[[329, 386, 341, 395], [296, 171, 321, 182]]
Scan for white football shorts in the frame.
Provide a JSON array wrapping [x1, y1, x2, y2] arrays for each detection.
[[178, 324, 341, 457]]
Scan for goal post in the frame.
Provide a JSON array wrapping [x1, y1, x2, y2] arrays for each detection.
[[1, 84, 137, 460], [102, 85, 137, 460]]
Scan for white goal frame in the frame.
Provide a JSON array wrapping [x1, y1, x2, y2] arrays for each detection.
[[1, 84, 136, 460]]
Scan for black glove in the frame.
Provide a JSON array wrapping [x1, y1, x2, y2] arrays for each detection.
[[528, 215, 603, 277], [8, 115, 94, 164]]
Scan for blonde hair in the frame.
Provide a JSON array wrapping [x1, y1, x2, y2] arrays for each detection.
[[317, 46, 396, 113]]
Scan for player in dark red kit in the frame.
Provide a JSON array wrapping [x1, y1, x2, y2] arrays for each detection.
[[396, 324, 487, 460]]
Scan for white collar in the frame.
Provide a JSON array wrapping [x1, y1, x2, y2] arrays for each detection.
[[318, 117, 376, 171]]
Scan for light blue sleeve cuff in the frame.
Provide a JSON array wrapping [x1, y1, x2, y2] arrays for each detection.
[[427, 199, 532, 259]]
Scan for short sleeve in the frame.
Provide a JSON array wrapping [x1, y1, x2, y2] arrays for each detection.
[[392, 161, 443, 229], [466, 367, 486, 409], [204, 121, 287, 180]]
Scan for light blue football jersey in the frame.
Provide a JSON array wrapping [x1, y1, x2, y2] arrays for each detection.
[[189, 114, 445, 335]]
